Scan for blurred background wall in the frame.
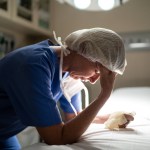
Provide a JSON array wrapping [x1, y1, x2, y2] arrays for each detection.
[[0, 0, 150, 101]]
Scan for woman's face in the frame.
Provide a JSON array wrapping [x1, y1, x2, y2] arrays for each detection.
[[69, 56, 100, 84]]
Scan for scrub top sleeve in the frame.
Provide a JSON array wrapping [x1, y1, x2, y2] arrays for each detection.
[[8, 56, 62, 127], [59, 92, 82, 113]]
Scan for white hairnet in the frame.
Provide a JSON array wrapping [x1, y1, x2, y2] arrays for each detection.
[[64, 28, 126, 75]]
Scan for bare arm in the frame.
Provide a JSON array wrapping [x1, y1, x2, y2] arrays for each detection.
[[93, 114, 110, 124], [36, 65, 116, 145]]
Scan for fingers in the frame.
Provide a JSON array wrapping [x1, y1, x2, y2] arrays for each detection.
[[98, 64, 110, 74], [119, 121, 130, 128], [97, 64, 116, 92], [124, 114, 134, 121], [98, 64, 117, 77], [119, 114, 134, 128], [118, 114, 134, 129]]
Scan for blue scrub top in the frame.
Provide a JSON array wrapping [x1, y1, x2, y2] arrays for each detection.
[[0, 40, 82, 140]]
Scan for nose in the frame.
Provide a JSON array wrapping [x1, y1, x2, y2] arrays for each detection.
[[89, 74, 100, 84]]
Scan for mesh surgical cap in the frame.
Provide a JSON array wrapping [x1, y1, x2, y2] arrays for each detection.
[[64, 28, 126, 75]]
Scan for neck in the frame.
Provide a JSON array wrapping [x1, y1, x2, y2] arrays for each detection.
[[50, 46, 61, 57], [63, 51, 75, 72], [50, 45, 73, 72]]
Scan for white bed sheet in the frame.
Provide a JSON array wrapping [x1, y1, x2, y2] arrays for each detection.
[[22, 117, 150, 150], [98, 86, 150, 119], [22, 87, 150, 150]]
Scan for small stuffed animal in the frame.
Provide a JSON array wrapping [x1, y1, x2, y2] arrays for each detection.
[[104, 111, 135, 130]]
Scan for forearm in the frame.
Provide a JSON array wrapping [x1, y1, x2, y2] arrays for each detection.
[[61, 90, 110, 144], [92, 114, 110, 124]]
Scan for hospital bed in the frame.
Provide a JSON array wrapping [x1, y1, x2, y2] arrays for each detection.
[[20, 86, 150, 150]]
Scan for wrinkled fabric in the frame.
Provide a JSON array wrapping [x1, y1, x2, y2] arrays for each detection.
[[64, 28, 126, 74], [104, 111, 135, 130]]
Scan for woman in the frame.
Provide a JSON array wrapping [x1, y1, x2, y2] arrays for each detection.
[[0, 28, 132, 149]]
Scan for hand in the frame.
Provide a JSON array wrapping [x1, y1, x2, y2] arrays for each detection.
[[118, 114, 134, 128], [98, 64, 117, 98]]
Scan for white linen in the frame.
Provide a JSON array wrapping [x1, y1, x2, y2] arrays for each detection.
[[98, 87, 150, 119], [17, 127, 40, 148], [22, 117, 150, 150], [22, 87, 150, 150]]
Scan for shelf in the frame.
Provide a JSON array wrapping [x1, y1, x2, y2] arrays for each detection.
[[17, 6, 32, 21], [0, 0, 52, 39], [0, 13, 52, 38], [18, 6, 32, 16]]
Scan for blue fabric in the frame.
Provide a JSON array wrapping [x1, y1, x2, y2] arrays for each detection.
[[0, 40, 82, 145], [0, 136, 21, 150], [59, 93, 82, 113]]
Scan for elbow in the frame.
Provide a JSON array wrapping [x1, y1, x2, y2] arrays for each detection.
[[44, 125, 78, 145], [37, 123, 79, 146], [60, 124, 79, 145]]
